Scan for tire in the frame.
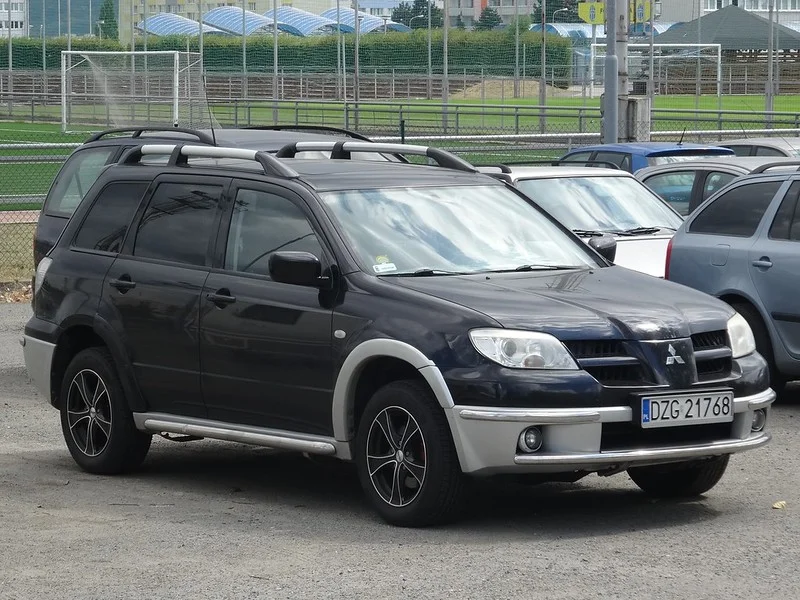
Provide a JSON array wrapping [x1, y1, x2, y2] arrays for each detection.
[[59, 347, 152, 474], [355, 379, 465, 527], [628, 455, 730, 498], [731, 302, 787, 398]]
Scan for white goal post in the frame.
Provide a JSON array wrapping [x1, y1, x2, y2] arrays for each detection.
[[60, 50, 216, 133], [588, 43, 723, 100]]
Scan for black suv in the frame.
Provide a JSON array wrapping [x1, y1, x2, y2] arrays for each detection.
[[23, 141, 775, 526], [34, 125, 391, 267]]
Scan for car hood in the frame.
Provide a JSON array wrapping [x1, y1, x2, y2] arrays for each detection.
[[608, 234, 673, 278], [387, 266, 731, 340]]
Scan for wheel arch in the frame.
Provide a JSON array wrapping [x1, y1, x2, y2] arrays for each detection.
[[331, 339, 455, 443]]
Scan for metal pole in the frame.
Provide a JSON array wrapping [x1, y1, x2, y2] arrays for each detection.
[[427, 0, 431, 100], [336, 0, 342, 100], [602, 0, 618, 143], [272, 0, 278, 123], [539, 0, 546, 132], [354, 3, 360, 128], [616, 0, 627, 137], [61, 51, 67, 131], [173, 51, 180, 125], [67, 0, 71, 51], [695, 0, 701, 112], [766, 0, 774, 120], [88, 1, 92, 37], [442, 0, 449, 131], [514, 0, 519, 98], [41, 3, 45, 73], [199, 0, 204, 70], [775, 2, 780, 95], [648, 0, 655, 101], [58, 0, 61, 37], [241, 0, 247, 101], [589, 23, 596, 98]]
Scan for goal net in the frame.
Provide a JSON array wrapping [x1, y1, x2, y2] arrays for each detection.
[[61, 51, 219, 133], [587, 43, 722, 99]]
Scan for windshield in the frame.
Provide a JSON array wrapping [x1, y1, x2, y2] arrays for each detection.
[[320, 185, 598, 276], [647, 153, 729, 166], [515, 176, 683, 234]]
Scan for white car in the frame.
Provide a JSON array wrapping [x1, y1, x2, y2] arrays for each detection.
[[480, 166, 684, 277]]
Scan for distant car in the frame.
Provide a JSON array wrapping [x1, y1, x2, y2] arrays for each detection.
[[666, 169, 800, 397], [478, 165, 683, 277], [560, 142, 735, 173], [636, 157, 800, 215], [721, 137, 800, 158]]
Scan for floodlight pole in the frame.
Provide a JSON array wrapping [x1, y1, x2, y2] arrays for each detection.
[[695, 0, 701, 112], [336, 0, 342, 100], [442, 0, 449, 131], [7, 0, 11, 116], [241, 0, 247, 102], [272, 0, 278, 123], [354, 4, 361, 129], [198, 0, 204, 70], [427, 0, 431, 100], [648, 0, 655, 101], [766, 0, 774, 123], [602, 0, 618, 143], [58, 0, 61, 37], [514, 0, 519, 99], [539, 0, 546, 132], [67, 0, 71, 51]]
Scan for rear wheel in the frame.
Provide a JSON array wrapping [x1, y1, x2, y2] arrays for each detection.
[[731, 302, 786, 397], [60, 348, 151, 474], [355, 380, 465, 527], [628, 456, 730, 498]]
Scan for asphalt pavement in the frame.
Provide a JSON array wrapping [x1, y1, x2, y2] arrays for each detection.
[[1, 302, 799, 600]]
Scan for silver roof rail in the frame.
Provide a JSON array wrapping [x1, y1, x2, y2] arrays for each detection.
[[275, 140, 478, 172], [121, 143, 300, 179]]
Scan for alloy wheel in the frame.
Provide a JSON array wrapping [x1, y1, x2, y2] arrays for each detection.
[[66, 369, 112, 457]]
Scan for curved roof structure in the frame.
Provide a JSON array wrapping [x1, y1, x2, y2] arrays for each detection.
[[320, 8, 411, 33], [265, 6, 352, 35], [529, 21, 677, 39], [137, 13, 228, 36], [203, 7, 303, 37]]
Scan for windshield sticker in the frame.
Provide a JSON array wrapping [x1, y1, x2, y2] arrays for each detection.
[[373, 262, 397, 274]]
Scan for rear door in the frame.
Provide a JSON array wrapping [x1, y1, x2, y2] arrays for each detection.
[[101, 175, 229, 418], [748, 180, 800, 357], [641, 169, 699, 215]]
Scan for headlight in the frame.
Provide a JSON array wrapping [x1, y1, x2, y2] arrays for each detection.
[[469, 328, 579, 370], [727, 312, 756, 359]]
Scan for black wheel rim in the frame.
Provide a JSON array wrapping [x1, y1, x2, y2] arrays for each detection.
[[66, 369, 112, 457], [366, 406, 427, 508]]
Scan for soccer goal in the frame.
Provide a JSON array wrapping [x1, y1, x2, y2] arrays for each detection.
[[61, 50, 218, 133], [588, 43, 722, 99]]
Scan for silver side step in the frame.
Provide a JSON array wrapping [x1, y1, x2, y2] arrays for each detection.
[[133, 413, 340, 456]]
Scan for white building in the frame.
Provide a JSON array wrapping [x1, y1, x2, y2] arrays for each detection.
[[660, 0, 800, 23], [0, 0, 28, 38]]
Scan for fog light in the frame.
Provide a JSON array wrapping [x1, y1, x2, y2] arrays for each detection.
[[518, 427, 543, 453], [752, 409, 767, 432]]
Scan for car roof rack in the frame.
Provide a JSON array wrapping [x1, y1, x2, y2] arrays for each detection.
[[476, 159, 622, 170], [750, 160, 800, 174], [275, 141, 477, 172], [84, 127, 216, 145], [120, 143, 300, 179], [243, 124, 374, 142]]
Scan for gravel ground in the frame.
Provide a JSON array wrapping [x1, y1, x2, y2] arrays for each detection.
[[1, 302, 799, 600]]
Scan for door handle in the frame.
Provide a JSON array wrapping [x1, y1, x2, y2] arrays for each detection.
[[751, 258, 773, 269], [109, 276, 136, 292], [207, 289, 236, 307]]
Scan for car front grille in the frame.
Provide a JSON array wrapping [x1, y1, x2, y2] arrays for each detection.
[[564, 340, 653, 386], [691, 329, 733, 382], [600, 422, 733, 451]]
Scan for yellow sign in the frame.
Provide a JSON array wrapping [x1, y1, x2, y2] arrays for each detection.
[[629, 0, 651, 24], [578, 1, 605, 25]]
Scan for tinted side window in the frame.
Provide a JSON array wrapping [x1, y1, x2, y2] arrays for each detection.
[[690, 181, 783, 237], [755, 146, 788, 157], [725, 145, 752, 157], [702, 171, 737, 200], [643, 171, 696, 215], [769, 181, 800, 240], [225, 189, 323, 278], [594, 151, 627, 168], [133, 182, 223, 266], [45, 147, 116, 217], [73, 182, 148, 253], [561, 151, 592, 163]]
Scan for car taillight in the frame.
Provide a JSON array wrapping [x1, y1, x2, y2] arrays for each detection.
[[33, 257, 52, 298], [665, 237, 674, 280]]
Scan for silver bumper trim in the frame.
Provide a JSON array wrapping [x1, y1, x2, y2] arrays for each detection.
[[743, 388, 775, 411], [458, 406, 631, 424], [513, 432, 771, 466], [22, 335, 56, 401]]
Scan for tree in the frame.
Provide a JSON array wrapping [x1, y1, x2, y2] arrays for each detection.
[[474, 7, 502, 31], [531, 0, 580, 24], [391, 0, 443, 28], [98, 0, 118, 40]]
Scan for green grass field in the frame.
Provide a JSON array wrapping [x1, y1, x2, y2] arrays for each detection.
[[0, 223, 34, 282]]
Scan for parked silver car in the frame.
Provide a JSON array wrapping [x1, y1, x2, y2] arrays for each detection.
[[666, 169, 800, 397], [480, 165, 683, 277], [636, 157, 800, 216], [721, 137, 800, 158]]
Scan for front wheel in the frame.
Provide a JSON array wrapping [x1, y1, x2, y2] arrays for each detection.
[[628, 455, 730, 498], [355, 380, 465, 527]]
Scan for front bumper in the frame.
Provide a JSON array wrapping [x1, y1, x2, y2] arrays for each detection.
[[446, 388, 775, 475]]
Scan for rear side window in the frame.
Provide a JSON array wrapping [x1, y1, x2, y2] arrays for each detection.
[[755, 146, 788, 157], [725, 145, 752, 157], [73, 182, 148, 253], [702, 171, 737, 201], [768, 181, 800, 240], [561, 151, 592, 163], [133, 182, 224, 266], [45, 147, 116, 217], [690, 181, 783, 237], [642, 171, 695, 215], [594, 151, 628, 170]]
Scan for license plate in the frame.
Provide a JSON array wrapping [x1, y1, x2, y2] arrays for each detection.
[[641, 391, 734, 429]]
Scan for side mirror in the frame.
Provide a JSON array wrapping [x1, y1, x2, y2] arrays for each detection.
[[269, 251, 325, 287], [588, 234, 617, 263]]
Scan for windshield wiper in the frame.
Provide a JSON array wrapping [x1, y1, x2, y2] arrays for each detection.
[[389, 268, 465, 277], [571, 228, 607, 237], [619, 226, 676, 235], [479, 264, 580, 273]]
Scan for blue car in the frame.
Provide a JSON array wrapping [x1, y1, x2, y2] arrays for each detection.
[[561, 142, 736, 173]]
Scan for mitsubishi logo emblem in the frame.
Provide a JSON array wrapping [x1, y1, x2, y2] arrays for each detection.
[[665, 344, 685, 366]]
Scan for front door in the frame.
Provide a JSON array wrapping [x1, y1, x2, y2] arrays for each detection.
[[199, 183, 335, 436], [749, 180, 800, 358], [101, 176, 229, 418]]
